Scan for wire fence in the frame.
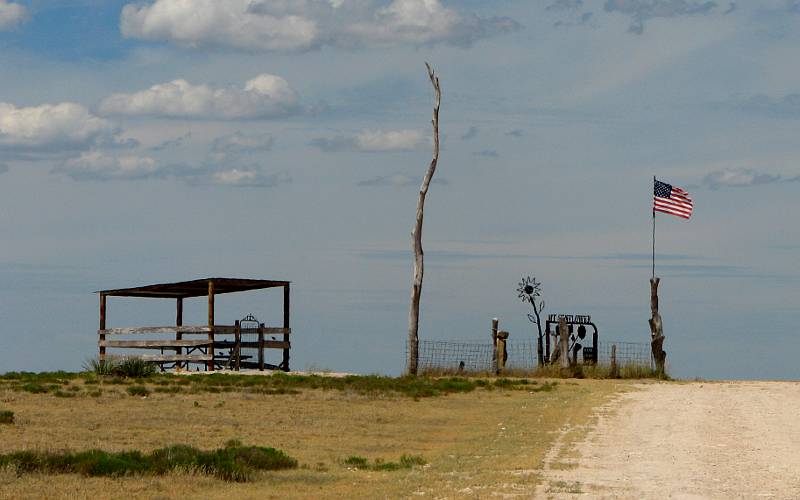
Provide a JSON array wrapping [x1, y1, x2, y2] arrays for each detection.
[[416, 338, 651, 373]]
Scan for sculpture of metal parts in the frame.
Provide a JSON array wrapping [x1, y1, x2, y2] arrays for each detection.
[[545, 314, 599, 365]]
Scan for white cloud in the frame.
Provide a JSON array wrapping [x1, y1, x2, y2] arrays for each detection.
[[703, 168, 799, 189], [210, 169, 291, 187], [0, 1, 27, 31], [120, 0, 520, 52], [211, 132, 274, 155], [358, 173, 447, 187], [55, 151, 163, 181], [99, 74, 301, 120], [311, 129, 425, 152], [0, 102, 116, 150]]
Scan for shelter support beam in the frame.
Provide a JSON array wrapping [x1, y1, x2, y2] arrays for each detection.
[[282, 284, 290, 371], [99, 293, 107, 364], [207, 281, 215, 371]]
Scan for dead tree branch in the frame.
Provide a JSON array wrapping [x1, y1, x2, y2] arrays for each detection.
[[407, 62, 441, 375]]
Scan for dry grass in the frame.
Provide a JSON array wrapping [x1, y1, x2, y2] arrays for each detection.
[[0, 376, 625, 498]]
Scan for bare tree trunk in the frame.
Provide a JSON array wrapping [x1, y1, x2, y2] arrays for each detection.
[[407, 63, 441, 376], [649, 277, 666, 374]]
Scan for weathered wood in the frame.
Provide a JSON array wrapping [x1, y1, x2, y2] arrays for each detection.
[[559, 316, 570, 369], [98, 326, 261, 335], [214, 340, 289, 350], [176, 298, 183, 365], [496, 330, 509, 374], [649, 277, 666, 374], [407, 62, 441, 376], [610, 344, 617, 378], [282, 283, 290, 372], [99, 294, 107, 362], [208, 280, 215, 372], [100, 340, 211, 348], [258, 324, 265, 371], [105, 354, 212, 363], [491, 318, 499, 374], [234, 320, 241, 371]]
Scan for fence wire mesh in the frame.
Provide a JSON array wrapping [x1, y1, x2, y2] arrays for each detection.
[[416, 338, 651, 373]]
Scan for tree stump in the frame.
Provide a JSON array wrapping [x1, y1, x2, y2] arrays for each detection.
[[649, 277, 667, 374]]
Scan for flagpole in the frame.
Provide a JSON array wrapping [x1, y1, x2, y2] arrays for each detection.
[[652, 176, 656, 279]]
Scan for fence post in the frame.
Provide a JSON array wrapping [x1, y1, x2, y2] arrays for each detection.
[[559, 316, 570, 369], [496, 330, 509, 374], [491, 318, 499, 374], [258, 323, 265, 371], [234, 320, 241, 371], [610, 344, 617, 378]]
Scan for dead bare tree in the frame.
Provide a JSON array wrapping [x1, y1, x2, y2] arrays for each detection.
[[649, 277, 666, 374], [407, 63, 441, 376]]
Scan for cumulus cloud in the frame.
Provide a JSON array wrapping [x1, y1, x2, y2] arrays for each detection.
[[358, 173, 447, 187], [99, 74, 301, 120], [211, 132, 274, 155], [54, 151, 164, 181], [0, 102, 116, 151], [54, 150, 289, 188], [0, 1, 27, 31], [120, 0, 521, 52], [311, 129, 425, 152], [702, 168, 800, 189], [209, 169, 291, 188], [151, 131, 191, 151], [604, 0, 719, 34]]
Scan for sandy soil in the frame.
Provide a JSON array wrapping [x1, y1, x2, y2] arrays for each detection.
[[538, 381, 800, 499]]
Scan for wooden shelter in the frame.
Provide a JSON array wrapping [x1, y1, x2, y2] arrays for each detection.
[[97, 277, 291, 372]]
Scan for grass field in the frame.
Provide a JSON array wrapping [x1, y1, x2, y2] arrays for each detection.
[[0, 373, 626, 499]]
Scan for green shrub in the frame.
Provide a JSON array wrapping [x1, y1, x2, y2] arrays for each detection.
[[19, 383, 49, 394], [0, 410, 14, 424], [126, 386, 150, 397], [399, 455, 427, 467], [343, 456, 368, 468], [115, 359, 156, 378], [0, 443, 296, 482]]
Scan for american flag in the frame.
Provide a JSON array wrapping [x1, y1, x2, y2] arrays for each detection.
[[654, 179, 693, 219]]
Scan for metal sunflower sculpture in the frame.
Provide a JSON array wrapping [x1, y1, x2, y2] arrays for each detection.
[[517, 276, 546, 365]]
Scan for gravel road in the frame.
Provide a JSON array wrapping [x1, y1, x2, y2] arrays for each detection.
[[538, 382, 800, 499]]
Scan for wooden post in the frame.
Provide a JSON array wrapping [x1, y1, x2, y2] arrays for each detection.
[[99, 293, 107, 365], [496, 330, 509, 374], [559, 316, 570, 369], [491, 318, 499, 373], [258, 323, 265, 371], [282, 283, 290, 372], [545, 324, 551, 363], [207, 280, 215, 372], [610, 344, 618, 378], [175, 297, 183, 368], [649, 277, 666, 374], [234, 320, 241, 371]]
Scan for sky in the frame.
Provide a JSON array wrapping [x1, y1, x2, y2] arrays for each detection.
[[0, 0, 798, 380]]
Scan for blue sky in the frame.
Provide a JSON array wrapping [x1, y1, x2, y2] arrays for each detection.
[[0, 0, 798, 379]]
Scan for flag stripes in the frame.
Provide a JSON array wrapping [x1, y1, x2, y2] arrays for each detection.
[[653, 179, 693, 219]]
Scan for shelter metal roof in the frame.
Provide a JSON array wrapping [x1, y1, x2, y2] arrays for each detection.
[[96, 277, 290, 299]]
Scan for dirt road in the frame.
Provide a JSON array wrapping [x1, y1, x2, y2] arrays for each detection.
[[537, 381, 800, 499]]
